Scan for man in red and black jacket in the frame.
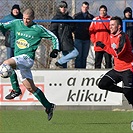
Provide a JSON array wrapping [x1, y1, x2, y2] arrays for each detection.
[[97, 16, 133, 106], [89, 5, 112, 69]]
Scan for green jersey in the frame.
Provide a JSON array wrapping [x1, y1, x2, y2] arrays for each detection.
[[0, 19, 59, 59]]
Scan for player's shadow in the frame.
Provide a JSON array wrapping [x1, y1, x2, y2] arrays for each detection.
[[51, 122, 129, 125]]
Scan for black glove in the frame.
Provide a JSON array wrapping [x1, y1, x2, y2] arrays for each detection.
[[50, 49, 59, 58], [96, 41, 105, 49]]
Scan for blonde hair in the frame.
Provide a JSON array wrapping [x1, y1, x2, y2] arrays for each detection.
[[23, 8, 35, 18]]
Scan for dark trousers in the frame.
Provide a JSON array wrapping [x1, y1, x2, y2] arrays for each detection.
[[95, 51, 112, 68], [98, 69, 133, 105], [74, 39, 90, 68]]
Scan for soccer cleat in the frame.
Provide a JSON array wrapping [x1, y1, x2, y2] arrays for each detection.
[[5, 90, 22, 99], [55, 62, 63, 68], [45, 103, 56, 121]]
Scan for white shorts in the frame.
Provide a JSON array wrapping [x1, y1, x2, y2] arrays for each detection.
[[12, 54, 34, 81]]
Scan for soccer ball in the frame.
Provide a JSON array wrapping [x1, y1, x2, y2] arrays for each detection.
[[0, 64, 13, 78]]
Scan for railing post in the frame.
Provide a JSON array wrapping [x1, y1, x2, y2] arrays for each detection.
[[122, 21, 126, 32]]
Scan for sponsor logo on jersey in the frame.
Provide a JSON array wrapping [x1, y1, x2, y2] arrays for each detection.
[[17, 32, 34, 38], [16, 38, 29, 49], [111, 43, 117, 49]]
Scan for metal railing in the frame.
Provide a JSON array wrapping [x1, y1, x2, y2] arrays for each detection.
[[0, 19, 132, 32]]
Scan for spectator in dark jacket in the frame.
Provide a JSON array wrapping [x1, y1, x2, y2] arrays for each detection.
[[123, 7, 133, 48], [50, 1, 79, 68], [73, 1, 94, 68], [2, 4, 23, 58]]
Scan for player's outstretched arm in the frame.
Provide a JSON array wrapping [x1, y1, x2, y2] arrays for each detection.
[[0, 19, 15, 33]]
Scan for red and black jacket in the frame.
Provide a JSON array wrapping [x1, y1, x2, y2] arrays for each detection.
[[89, 15, 111, 51], [104, 32, 133, 71]]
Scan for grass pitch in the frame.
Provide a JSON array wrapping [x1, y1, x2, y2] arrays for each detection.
[[0, 110, 133, 133]]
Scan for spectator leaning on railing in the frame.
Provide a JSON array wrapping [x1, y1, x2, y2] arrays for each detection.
[[2, 4, 23, 58], [89, 5, 112, 69]]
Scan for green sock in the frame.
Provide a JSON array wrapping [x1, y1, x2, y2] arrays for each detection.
[[10, 70, 21, 92], [33, 88, 51, 109]]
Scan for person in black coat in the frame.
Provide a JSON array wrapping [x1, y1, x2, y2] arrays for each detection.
[[123, 7, 133, 48], [73, 1, 94, 68], [50, 1, 79, 68]]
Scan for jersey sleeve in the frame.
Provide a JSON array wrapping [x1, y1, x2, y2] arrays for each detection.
[[115, 33, 130, 58], [89, 19, 96, 44], [104, 45, 117, 57], [0, 20, 15, 33], [0, 23, 7, 33], [40, 25, 59, 50]]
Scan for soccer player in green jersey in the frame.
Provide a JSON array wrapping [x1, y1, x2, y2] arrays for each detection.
[[0, 8, 59, 121]]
